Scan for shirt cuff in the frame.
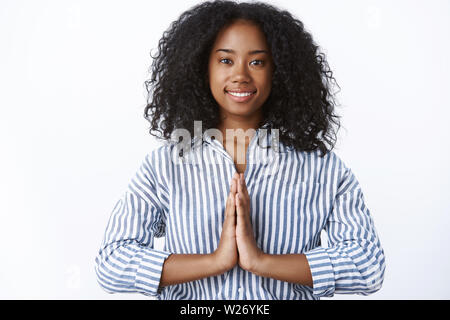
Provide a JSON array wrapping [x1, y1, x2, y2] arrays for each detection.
[[134, 248, 172, 296], [304, 247, 336, 297]]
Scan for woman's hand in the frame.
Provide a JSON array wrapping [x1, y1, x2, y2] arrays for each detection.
[[234, 173, 264, 272], [212, 177, 239, 273], [212, 172, 264, 274]]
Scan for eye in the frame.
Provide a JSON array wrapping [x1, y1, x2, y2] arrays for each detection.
[[250, 60, 264, 66], [219, 58, 264, 66]]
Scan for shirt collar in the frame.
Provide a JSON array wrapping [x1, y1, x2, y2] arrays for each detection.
[[188, 122, 291, 156], [191, 122, 269, 147]]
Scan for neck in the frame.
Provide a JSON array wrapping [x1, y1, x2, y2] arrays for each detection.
[[217, 114, 264, 145]]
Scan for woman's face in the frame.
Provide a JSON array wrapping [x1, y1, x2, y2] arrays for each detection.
[[208, 19, 274, 122]]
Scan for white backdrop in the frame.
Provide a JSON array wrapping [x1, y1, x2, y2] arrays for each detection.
[[1, 0, 449, 299]]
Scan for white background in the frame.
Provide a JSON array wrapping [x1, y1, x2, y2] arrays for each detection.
[[1, 0, 449, 299]]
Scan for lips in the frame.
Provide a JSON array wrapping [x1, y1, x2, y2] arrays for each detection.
[[225, 89, 257, 103], [225, 88, 257, 94]]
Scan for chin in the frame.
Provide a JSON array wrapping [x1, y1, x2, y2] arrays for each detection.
[[226, 105, 261, 117]]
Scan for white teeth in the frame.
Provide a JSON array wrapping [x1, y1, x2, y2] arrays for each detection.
[[227, 91, 254, 97]]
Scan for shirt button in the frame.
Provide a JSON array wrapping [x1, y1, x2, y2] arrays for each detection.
[[238, 287, 243, 293]]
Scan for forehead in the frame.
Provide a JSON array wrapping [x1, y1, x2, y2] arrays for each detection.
[[212, 19, 270, 52]]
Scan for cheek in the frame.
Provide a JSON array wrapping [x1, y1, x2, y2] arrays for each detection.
[[210, 81, 224, 98], [208, 69, 225, 93]]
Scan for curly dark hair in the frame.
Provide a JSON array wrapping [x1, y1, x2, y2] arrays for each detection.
[[144, 0, 341, 157]]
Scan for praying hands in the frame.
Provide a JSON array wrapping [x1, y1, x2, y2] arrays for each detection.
[[212, 173, 313, 287], [213, 172, 264, 273]]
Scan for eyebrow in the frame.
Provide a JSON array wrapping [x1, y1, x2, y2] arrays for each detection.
[[215, 49, 269, 55]]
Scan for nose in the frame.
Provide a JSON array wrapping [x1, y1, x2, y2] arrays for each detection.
[[231, 61, 251, 83]]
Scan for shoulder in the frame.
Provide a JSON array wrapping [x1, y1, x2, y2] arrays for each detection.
[[294, 148, 347, 170], [135, 142, 179, 196], [311, 150, 361, 192], [288, 148, 349, 184], [134, 142, 178, 186], [144, 141, 179, 168]]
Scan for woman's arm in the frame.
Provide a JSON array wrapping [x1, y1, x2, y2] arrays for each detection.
[[250, 253, 313, 287], [160, 249, 313, 289], [159, 253, 224, 287]]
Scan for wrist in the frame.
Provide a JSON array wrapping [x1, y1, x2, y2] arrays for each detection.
[[248, 250, 267, 275], [209, 251, 232, 275]]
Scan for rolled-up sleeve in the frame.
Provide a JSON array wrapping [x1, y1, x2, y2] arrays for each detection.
[[94, 154, 171, 296], [305, 166, 386, 298]]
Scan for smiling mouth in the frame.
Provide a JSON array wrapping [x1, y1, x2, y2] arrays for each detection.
[[224, 89, 257, 103], [226, 90, 256, 96]]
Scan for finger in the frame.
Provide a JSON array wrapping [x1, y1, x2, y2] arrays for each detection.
[[238, 173, 245, 191], [235, 193, 246, 217], [236, 196, 253, 236], [234, 174, 240, 187], [229, 185, 235, 204], [225, 194, 236, 221], [235, 193, 242, 213], [239, 173, 249, 198], [236, 178, 247, 209], [235, 194, 250, 231], [231, 178, 237, 194], [226, 182, 236, 215], [223, 209, 236, 233]]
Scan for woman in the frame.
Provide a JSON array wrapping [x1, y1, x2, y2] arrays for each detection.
[[95, 0, 386, 300]]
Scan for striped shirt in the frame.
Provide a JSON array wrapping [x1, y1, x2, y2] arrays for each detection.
[[94, 126, 386, 300]]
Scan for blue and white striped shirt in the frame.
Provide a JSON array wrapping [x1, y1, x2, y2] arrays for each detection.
[[95, 126, 385, 299]]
